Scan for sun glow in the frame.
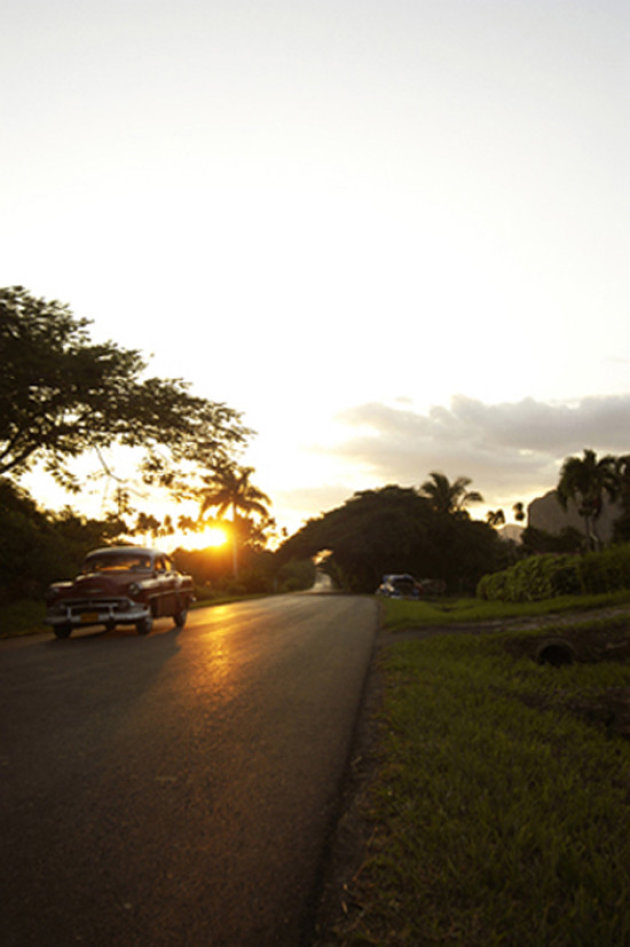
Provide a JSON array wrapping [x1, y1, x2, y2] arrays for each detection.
[[204, 526, 229, 548], [164, 525, 229, 552]]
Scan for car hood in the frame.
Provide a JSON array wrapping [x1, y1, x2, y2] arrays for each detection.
[[70, 572, 143, 595]]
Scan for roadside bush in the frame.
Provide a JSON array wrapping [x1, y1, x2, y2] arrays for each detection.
[[0, 479, 125, 603], [220, 578, 248, 597], [576, 544, 630, 595], [193, 582, 216, 601], [477, 553, 581, 602], [478, 543, 630, 602], [232, 568, 274, 595], [476, 569, 510, 601], [276, 558, 316, 592]]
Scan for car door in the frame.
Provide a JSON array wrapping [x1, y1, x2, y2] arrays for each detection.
[[155, 555, 177, 616]]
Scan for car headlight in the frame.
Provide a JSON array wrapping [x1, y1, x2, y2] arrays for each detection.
[[128, 582, 140, 595]]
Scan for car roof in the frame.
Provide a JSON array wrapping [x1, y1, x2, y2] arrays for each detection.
[[84, 546, 165, 558]]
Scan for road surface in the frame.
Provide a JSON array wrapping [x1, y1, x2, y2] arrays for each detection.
[[0, 592, 377, 946]]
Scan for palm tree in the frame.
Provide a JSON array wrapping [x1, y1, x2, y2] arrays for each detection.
[[556, 448, 618, 550], [512, 501, 526, 524], [612, 454, 630, 542], [196, 463, 271, 575], [486, 509, 505, 528], [420, 471, 484, 517]]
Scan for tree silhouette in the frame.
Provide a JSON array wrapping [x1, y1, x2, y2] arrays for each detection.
[[195, 463, 271, 575], [486, 509, 506, 528], [0, 286, 247, 491], [556, 448, 618, 549], [512, 501, 526, 524], [419, 472, 484, 517], [612, 455, 630, 542], [278, 485, 503, 594]]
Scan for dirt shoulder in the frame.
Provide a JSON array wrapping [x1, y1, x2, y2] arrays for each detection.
[[309, 651, 386, 947], [378, 603, 630, 643]]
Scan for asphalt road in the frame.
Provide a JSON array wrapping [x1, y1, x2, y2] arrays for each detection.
[[0, 591, 377, 947]]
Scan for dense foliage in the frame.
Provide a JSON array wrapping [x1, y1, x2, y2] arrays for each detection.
[[278, 484, 506, 593], [0, 286, 247, 491], [0, 479, 126, 603], [0, 474, 312, 604], [172, 546, 315, 598], [477, 543, 630, 602], [520, 524, 585, 554]]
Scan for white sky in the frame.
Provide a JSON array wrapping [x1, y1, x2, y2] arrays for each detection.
[[2, 0, 629, 538]]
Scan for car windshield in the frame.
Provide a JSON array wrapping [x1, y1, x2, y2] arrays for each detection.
[[83, 553, 153, 573]]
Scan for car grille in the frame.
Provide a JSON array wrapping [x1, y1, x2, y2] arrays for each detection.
[[62, 598, 130, 616]]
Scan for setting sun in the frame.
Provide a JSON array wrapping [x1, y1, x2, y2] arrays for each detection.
[[204, 526, 229, 548], [164, 524, 230, 552]]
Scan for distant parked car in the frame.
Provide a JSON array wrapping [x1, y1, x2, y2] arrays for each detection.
[[376, 574, 423, 599], [44, 546, 195, 638]]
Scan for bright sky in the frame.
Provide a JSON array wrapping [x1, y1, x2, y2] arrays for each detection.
[[3, 0, 629, 539]]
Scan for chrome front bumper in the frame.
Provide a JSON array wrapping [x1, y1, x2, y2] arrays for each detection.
[[45, 598, 150, 627]]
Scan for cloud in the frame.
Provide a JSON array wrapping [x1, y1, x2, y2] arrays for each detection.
[[319, 393, 630, 503]]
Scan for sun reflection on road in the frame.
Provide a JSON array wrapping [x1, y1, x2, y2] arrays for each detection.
[[194, 606, 242, 701]]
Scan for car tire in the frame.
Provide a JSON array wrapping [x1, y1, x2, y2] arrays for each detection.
[[136, 616, 153, 636], [54, 624, 72, 639], [173, 608, 188, 628]]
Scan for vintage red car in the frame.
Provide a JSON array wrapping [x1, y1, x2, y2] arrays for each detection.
[[44, 546, 195, 638]]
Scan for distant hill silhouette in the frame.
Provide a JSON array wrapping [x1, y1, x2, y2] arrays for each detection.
[[528, 490, 621, 544]]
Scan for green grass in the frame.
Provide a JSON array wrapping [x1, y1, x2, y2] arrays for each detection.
[[381, 588, 630, 632], [331, 612, 630, 945]]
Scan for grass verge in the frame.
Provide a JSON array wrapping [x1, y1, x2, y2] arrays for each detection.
[[326, 608, 630, 945]]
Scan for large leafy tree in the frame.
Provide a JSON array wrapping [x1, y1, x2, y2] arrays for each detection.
[[194, 463, 272, 575], [0, 286, 247, 490], [556, 448, 618, 549], [419, 471, 484, 517], [279, 485, 503, 594]]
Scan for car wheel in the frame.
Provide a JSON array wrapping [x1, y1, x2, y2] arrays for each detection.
[[136, 616, 153, 636], [54, 624, 72, 639], [173, 608, 188, 628]]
